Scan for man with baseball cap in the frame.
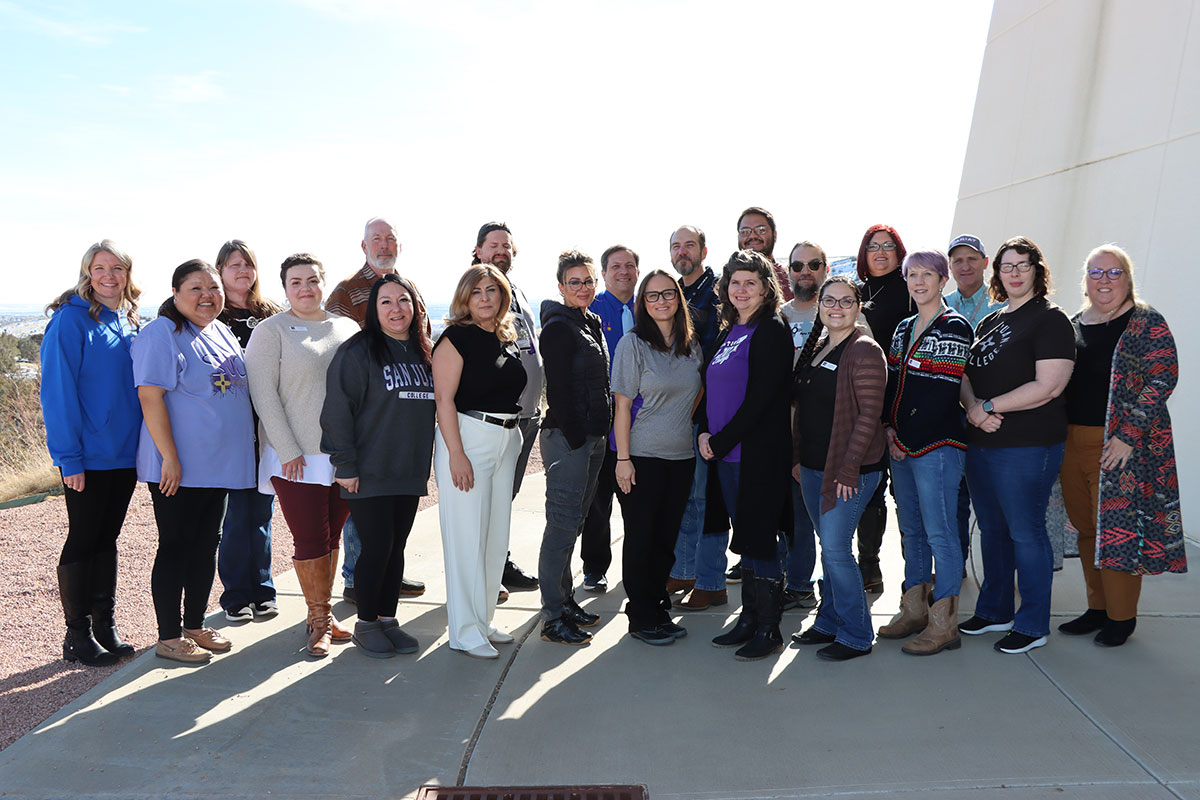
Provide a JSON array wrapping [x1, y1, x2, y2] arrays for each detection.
[[945, 234, 1004, 330]]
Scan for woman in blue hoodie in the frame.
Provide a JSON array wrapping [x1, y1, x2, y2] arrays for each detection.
[[41, 240, 143, 667]]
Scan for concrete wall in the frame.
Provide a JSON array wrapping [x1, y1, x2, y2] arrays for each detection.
[[953, 0, 1198, 508]]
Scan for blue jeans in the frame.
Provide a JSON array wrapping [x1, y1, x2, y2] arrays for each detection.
[[777, 481, 817, 591], [217, 487, 276, 610], [966, 443, 1065, 638], [800, 467, 880, 651], [670, 426, 729, 591], [890, 447, 965, 603], [715, 459, 780, 578], [340, 513, 361, 587]]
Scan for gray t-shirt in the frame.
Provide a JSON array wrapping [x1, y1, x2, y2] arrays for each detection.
[[610, 334, 702, 460]]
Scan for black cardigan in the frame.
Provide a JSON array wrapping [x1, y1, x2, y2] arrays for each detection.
[[697, 313, 794, 560]]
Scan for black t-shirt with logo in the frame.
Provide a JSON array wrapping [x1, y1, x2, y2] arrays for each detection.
[[965, 296, 1075, 448]]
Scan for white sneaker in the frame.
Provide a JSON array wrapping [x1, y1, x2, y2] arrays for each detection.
[[251, 600, 279, 619], [224, 606, 253, 622]]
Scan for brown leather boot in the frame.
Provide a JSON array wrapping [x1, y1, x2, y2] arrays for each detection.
[[327, 549, 352, 643], [903, 595, 961, 655], [294, 556, 332, 658], [675, 588, 727, 611], [878, 582, 931, 639], [666, 577, 695, 595]]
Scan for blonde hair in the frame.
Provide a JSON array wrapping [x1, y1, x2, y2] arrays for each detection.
[[445, 264, 517, 343], [1079, 243, 1142, 313], [46, 240, 141, 328]]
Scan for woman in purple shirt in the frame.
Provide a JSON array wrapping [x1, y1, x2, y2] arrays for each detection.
[[698, 250, 794, 662]]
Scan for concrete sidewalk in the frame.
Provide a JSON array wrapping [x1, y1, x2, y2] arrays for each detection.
[[1, 471, 1195, 799]]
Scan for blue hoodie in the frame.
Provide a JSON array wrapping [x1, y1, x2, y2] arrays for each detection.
[[40, 295, 142, 476]]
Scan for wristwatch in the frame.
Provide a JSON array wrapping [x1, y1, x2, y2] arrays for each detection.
[[982, 399, 995, 415]]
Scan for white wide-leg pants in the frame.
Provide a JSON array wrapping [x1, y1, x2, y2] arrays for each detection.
[[434, 412, 522, 650]]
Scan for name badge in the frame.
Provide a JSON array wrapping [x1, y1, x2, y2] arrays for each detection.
[[288, 326, 308, 332], [907, 357, 921, 368], [820, 361, 837, 371], [516, 337, 532, 349]]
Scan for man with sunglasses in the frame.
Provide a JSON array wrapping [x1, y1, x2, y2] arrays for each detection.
[[579, 245, 642, 593], [737, 206, 793, 301]]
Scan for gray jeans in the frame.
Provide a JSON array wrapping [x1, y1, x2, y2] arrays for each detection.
[[537, 429, 607, 621], [512, 413, 541, 499]]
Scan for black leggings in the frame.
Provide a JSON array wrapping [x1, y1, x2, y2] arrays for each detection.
[[148, 484, 227, 640], [346, 495, 419, 622], [620, 457, 695, 630], [60, 468, 137, 566]]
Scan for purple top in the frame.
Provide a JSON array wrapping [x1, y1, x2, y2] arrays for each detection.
[[705, 322, 756, 462]]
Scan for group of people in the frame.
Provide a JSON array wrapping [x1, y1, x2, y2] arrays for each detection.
[[40, 208, 1185, 668]]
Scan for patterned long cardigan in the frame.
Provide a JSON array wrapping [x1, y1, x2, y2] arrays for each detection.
[[1095, 304, 1187, 575]]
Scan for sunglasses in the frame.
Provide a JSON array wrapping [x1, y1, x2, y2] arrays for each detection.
[[790, 259, 825, 272]]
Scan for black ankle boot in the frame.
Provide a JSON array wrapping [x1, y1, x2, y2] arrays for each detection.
[[1058, 608, 1107, 636], [856, 506, 886, 593], [1095, 616, 1136, 647], [58, 563, 119, 667], [735, 577, 784, 661], [713, 567, 757, 647], [89, 552, 135, 658]]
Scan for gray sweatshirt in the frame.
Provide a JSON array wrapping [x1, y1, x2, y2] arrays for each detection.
[[320, 334, 436, 499]]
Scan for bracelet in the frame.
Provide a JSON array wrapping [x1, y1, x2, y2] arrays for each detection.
[[616, 457, 631, 462]]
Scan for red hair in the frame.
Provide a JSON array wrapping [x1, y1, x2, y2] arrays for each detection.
[[855, 224, 908, 281]]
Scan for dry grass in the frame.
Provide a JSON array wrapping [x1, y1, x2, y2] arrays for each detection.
[[0, 372, 59, 503]]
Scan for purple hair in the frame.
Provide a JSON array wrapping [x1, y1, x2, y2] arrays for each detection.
[[902, 249, 949, 280]]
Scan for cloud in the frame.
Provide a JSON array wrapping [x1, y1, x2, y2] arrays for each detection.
[[0, 1, 146, 44], [153, 71, 224, 104], [99, 84, 132, 96]]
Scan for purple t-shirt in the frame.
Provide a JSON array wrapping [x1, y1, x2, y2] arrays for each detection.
[[132, 317, 255, 489], [705, 322, 756, 462]]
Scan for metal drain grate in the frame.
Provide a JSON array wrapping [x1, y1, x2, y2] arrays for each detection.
[[416, 785, 648, 800]]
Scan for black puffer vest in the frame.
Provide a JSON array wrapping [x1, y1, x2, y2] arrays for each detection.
[[539, 300, 613, 444]]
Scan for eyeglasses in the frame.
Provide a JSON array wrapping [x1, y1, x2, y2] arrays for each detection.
[[738, 225, 770, 237], [820, 296, 858, 309], [998, 261, 1034, 274], [1087, 267, 1124, 280], [865, 242, 897, 253], [643, 288, 678, 303], [565, 278, 596, 290], [790, 259, 825, 272]]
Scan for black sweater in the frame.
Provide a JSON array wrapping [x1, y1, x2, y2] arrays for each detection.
[[320, 334, 436, 498], [539, 300, 613, 449], [861, 269, 914, 355]]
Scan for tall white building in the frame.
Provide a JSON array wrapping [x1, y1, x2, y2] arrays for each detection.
[[953, 0, 1197, 503]]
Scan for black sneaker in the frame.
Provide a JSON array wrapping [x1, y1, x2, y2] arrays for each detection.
[[629, 626, 675, 646], [503, 557, 539, 591], [583, 573, 608, 593], [564, 596, 600, 628], [781, 588, 818, 611], [1058, 609, 1106, 635], [250, 600, 278, 619], [959, 615, 1013, 635], [816, 642, 872, 661], [658, 620, 688, 639], [994, 631, 1047, 654], [725, 560, 744, 584], [541, 618, 591, 645], [791, 627, 836, 645], [399, 578, 425, 596]]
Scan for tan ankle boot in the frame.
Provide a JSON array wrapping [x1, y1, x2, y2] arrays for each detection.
[[903, 595, 961, 655], [294, 556, 332, 657], [878, 582, 930, 639], [327, 548, 352, 643]]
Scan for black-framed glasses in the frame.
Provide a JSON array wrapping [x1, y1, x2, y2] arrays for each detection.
[[790, 259, 825, 272], [998, 261, 1033, 274], [820, 296, 858, 309], [738, 225, 770, 237], [643, 288, 678, 303], [865, 242, 897, 253], [1087, 267, 1124, 280], [565, 278, 596, 290]]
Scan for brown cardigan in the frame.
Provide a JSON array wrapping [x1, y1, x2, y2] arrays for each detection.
[[792, 329, 887, 514]]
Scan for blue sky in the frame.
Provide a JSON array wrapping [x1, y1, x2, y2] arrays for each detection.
[[1, 0, 994, 307]]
